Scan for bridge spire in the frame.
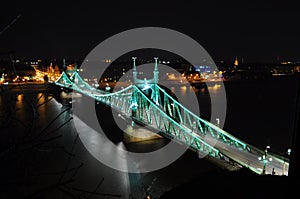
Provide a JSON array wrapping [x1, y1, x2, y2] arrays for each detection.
[[153, 57, 159, 84], [132, 57, 137, 84]]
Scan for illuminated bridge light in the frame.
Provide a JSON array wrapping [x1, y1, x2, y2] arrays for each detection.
[[54, 70, 288, 175]]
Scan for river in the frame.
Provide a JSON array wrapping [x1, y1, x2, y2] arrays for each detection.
[[0, 75, 297, 198]]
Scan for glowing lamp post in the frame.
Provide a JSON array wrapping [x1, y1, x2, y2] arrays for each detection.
[[105, 83, 111, 92], [282, 148, 291, 176], [258, 145, 272, 175], [287, 148, 291, 156], [216, 118, 220, 127]]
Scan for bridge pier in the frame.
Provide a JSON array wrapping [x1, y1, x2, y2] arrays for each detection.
[[123, 124, 162, 143]]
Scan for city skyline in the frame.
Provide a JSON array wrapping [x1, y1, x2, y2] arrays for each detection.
[[1, 2, 299, 196], [1, 0, 300, 63]]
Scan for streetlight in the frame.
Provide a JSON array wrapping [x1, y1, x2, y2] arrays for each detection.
[[105, 83, 111, 92], [216, 118, 220, 127], [258, 145, 272, 175], [282, 148, 291, 176], [287, 148, 291, 156]]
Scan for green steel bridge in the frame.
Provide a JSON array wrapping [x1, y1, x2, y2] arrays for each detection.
[[54, 58, 289, 176]]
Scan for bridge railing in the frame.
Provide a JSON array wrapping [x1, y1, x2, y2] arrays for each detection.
[[94, 85, 133, 116], [154, 84, 290, 168], [70, 72, 96, 91], [155, 84, 249, 151], [132, 85, 222, 158], [54, 72, 288, 173], [55, 72, 74, 88]]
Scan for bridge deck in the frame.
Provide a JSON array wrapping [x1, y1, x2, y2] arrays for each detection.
[[54, 71, 289, 175]]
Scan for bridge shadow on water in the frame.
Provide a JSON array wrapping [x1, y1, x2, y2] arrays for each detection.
[[90, 93, 293, 199], [70, 91, 171, 153], [51, 78, 297, 198], [96, 98, 173, 153]]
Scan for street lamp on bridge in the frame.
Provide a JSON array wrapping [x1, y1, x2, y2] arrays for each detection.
[[105, 83, 111, 92], [216, 118, 220, 127], [282, 148, 291, 176], [258, 145, 272, 175]]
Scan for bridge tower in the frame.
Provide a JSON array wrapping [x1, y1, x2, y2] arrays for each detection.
[[63, 58, 77, 77], [132, 56, 159, 86], [132, 57, 138, 84], [131, 57, 160, 104], [152, 57, 160, 104], [153, 57, 159, 84], [126, 57, 163, 142]]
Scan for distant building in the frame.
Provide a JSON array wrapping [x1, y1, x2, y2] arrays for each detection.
[[233, 57, 239, 69], [193, 65, 211, 73]]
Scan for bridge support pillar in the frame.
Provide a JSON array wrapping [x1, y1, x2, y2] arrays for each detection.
[[123, 125, 162, 143]]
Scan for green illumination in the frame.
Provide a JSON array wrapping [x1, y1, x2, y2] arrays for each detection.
[[54, 70, 288, 175], [133, 85, 220, 157], [155, 84, 247, 150]]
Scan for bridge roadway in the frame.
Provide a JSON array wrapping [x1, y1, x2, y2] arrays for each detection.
[[134, 100, 289, 175], [54, 72, 289, 176], [202, 134, 289, 175]]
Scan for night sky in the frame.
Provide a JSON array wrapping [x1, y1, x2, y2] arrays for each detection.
[[1, 0, 300, 63]]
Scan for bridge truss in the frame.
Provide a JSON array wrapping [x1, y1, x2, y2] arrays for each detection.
[[54, 68, 289, 175]]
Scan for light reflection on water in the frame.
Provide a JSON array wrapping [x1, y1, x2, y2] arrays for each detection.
[[0, 80, 294, 155], [171, 83, 221, 96], [0, 78, 296, 198]]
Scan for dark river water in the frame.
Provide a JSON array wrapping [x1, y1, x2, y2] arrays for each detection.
[[0, 76, 297, 198]]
